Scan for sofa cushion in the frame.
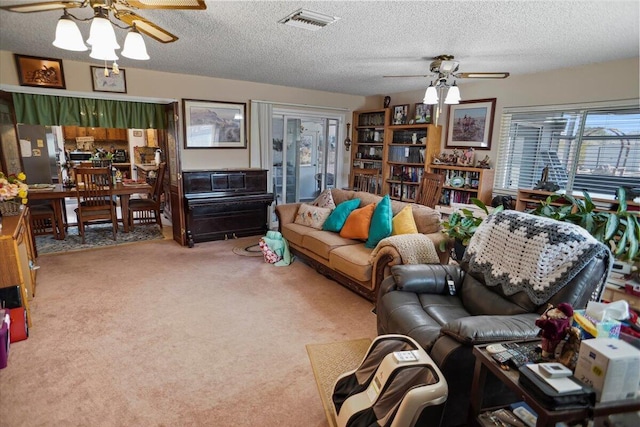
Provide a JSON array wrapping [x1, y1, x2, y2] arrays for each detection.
[[294, 203, 332, 230], [340, 203, 375, 240], [365, 194, 393, 249], [302, 230, 360, 260], [392, 205, 418, 235], [311, 189, 336, 209], [330, 244, 373, 285], [281, 222, 317, 247], [323, 199, 361, 232]]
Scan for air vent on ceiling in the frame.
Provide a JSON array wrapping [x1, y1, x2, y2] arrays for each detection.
[[278, 8, 340, 31]]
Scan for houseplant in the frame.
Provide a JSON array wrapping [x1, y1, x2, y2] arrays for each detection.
[[528, 187, 639, 262], [439, 198, 503, 260]]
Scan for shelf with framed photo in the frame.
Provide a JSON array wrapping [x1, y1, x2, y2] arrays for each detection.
[[349, 108, 390, 189], [427, 164, 495, 206]]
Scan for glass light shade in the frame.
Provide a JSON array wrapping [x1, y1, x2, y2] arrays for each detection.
[[90, 43, 119, 61], [423, 84, 439, 104], [121, 29, 150, 60], [445, 84, 461, 104], [52, 15, 87, 51], [87, 16, 120, 49]]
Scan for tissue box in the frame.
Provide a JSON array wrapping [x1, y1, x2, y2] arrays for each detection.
[[572, 309, 620, 339], [574, 338, 640, 402]]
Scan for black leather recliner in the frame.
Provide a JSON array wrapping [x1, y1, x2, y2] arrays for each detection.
[[376, 212, 611, 427]]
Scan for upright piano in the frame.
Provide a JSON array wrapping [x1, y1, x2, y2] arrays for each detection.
[[183, 169, 273, 247]]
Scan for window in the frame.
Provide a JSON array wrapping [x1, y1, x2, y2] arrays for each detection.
[[495, 102, 640, 199]]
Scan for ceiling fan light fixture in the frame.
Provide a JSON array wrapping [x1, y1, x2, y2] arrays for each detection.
[[89, 43, 119, 61], [87, 12, 120, 49], [52, 11, 87, 51], [444, 82, 461, 105], [121, 26, 150, 60], [423, 83, 439, 105]]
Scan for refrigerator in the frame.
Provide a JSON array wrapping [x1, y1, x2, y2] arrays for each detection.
[[17, 125, 60, 184]]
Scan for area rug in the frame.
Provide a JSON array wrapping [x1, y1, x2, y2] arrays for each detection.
[[35, 223, 165, 255], [306, 338, 372, 427]]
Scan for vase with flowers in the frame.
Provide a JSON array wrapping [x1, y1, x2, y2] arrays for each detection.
[[0, 171, 28, 229]]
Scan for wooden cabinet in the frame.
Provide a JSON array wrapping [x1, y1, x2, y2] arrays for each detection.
[[106, 128, 127, 141], [350, 109, 388, 190], [385, 124, 441, 202], [427, 165, 495, 205], [0, 208, 36, 327]]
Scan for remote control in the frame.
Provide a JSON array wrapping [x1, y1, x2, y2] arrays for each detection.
[[512, 406, 537, 427], [486, 344, 507, 354]]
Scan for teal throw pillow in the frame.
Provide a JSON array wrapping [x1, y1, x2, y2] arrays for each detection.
[[323, 199, 361, 232], [365, 195, 392, 248]]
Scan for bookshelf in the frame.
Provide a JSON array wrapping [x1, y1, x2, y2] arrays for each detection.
[[427, 165, 495, 206], [515, 188, 640, 213], [385, 124, 441, 202], [350, 108, 389, 190]]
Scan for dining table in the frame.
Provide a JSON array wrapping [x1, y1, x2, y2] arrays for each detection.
[[28, 182, 152, 239]]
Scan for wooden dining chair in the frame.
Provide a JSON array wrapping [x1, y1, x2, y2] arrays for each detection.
[[352, 168, 381, 194], [129, 162, 166, 230], [74, 167, 118, 244], [29, 200, 60, 240], [415, 172, 445, 208]]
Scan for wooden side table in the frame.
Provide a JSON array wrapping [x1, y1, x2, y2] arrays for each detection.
[[469, 343, 640, 426]]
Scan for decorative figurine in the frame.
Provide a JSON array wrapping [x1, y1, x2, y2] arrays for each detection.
[[458, 147, 475, 166], [477, 155, 491, 169], [534, 165, 560, 192], [535, 303, 574, 359], [383, 96, 391, 108]]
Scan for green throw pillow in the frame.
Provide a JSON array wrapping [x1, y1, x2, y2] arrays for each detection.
[[323, 199, 361, 232], [365, 195, 392, 248]]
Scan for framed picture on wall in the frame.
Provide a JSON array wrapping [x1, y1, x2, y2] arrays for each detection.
[[14, 54, 66, 89], [445, 98, 496, 150], [183, 99, 246, 149], [91, 66, 127, 93], [391, 104, 409, 125]]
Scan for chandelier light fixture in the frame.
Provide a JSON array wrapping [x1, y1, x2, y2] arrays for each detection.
[[52, 8, 149, 74]]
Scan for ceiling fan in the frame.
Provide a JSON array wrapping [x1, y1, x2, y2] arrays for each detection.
[[0, 0, 207, 43], [384, 54, 510, 81]]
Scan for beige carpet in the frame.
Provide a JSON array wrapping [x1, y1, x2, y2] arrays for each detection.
[[0, 235, 377, 427], [306, 338, 372, 427]]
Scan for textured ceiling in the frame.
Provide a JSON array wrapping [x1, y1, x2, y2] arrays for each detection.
[[0, 1, 638, 96]]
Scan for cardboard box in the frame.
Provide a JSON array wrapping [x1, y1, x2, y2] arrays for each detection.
[[574, 338, 640, 402]]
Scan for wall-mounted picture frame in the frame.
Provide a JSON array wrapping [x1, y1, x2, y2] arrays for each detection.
[[446, 98, 496, 150], [90, 66, 127, 93], [14, 54, 66, 89], [414, 103, 433, 124], [391, 104, 409, 125], [183, 99, 246, 149]]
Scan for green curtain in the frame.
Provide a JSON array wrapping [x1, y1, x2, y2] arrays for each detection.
[[11, 93, 166, 129]]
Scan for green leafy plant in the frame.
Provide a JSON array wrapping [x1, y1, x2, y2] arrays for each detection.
[[528, 187, 639, 262], [439, 198, 504, 251]]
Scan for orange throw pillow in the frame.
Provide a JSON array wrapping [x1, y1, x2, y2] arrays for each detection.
[[340, 203, 376, 240]]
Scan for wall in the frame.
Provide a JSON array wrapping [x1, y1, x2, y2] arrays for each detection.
[[0, 50, 367, 185], [371, 57, 640, 167]]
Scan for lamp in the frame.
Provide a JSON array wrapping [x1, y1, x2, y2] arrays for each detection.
[[52, 7, 150, 72], [422, 77, 462, 124], [444, 81, 461, 105], [423, 81, 438, 105]]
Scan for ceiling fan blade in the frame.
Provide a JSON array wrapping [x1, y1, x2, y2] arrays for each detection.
[[121, 0, 206, 9], [114, 10, 178, 43], [0, 1, 85, 13], [383, 75, 431, 78], [456, 72, 510, 79]]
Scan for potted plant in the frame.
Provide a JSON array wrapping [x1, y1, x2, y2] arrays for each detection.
[[439, 198, 504, 260], [528, 187, 639, 263]]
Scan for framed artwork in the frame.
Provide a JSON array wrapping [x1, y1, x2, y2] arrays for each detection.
[[14, 54, 66, 89], [391, 104, 409, 125], [183, 99, 246, 149], [446, 98, 496, 150], [91, 66, 127, 93], [0, 95, 23, 176], [414, 103, 433, 124]]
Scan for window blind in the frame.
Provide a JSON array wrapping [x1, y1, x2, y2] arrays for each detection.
[[495, 103, 640, 199]]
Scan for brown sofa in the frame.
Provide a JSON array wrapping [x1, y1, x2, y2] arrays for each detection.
[[275, 188, 449, 301]]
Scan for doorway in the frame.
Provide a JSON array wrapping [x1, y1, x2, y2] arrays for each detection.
[[272, 114, 338, 205]]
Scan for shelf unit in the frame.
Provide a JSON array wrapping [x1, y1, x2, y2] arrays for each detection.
[[427, 165, 495, 206], [515, 188, 640, 213], [350, 109, 389, 191], [385, 124, 441, 202]]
